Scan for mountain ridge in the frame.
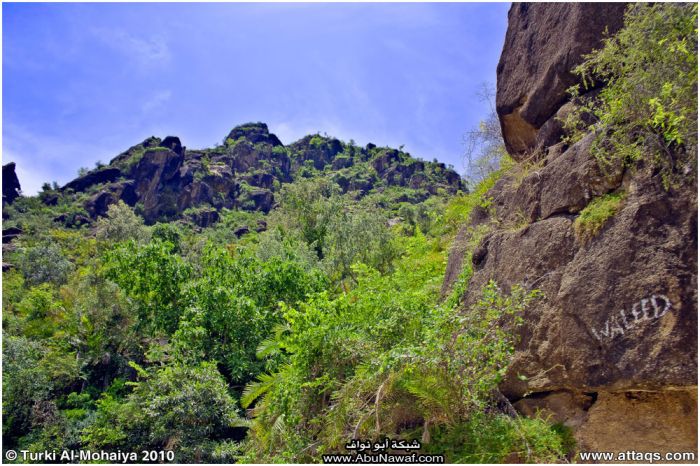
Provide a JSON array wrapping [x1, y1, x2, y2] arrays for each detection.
[[34, 122, 464, 227]]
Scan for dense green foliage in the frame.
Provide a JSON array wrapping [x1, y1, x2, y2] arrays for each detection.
[[564, 3, 698, 187], [5, 5, 695, 462], [2, 152, 572, 463]]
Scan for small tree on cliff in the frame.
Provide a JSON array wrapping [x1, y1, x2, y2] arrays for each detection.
[[564, 2, 698, 188], [463, 84, 510, 190]]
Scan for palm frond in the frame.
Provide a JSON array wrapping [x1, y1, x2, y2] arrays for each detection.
[[241, 372, 278, 408]]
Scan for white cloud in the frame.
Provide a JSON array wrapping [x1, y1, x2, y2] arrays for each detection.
[[3, 148, 57, 197], [92, 27, 171, 68], [2, 123, 117, 195], [141, 90, 172, 114]]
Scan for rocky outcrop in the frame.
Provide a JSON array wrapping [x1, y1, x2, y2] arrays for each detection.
[[132, 148, 186, 222], [446, 2, 698, 458], [53, 123, 464, 225], [187, 207, 220, 228], [159, 136, 184, 155], [85, 181, 137, 218], [241, 189, 274, 213], [63, 167, 122, 192], [109, 136, 162, 171], [53, 212, 91, 229], [226, 123, 282, 147], [3, 162, 21, 205], [465, 163, 697, 391], [2, 226, 22, 244], [288, 135, 345, 170], [496, 3, 627, 159], [233, 226, 250, 238], [451, 150, 698, 459]]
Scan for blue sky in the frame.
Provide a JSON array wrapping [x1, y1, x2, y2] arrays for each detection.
[[3, 2, 509, 194]]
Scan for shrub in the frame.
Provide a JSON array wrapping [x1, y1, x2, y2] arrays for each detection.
[[82, 361, 246, 462], [273, 178, 341, 257], [424, 412, 570, 463], [564, 3, 698, 187], [172, 244, 325, 383], [19, 243, 74, 286], [95, 201, 149, 244], [103, 239, 190, 335], [151, 222, 183, 252], [443, 158, 509, 234], [2, 335, 52, 440], [321, 207, 397, 281], [240, 219, 555, 462], [573, 191, 625, 242]]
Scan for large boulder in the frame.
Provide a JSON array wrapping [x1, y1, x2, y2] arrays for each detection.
[[241, 189, 274, 213], [445, 141, 697, 454], [496, 3, 627, 159], [84, 181, 137, 218], [187, 207, 220, 228], [446, 2, 698, 456], [2, 162, 21, 205], [63, 167, 122, 192], [226, 122, 282, 147], [159, 136, 184, 155], [2, 226, 22, 244]]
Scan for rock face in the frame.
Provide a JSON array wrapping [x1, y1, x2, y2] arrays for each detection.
[[54, 122, 465, 225], [159, 136, 184, 155], [64, 167, 122, 192], [226, 123, 282, 147], [3, 162, 21, 205], [2, 226, 22, 244], [187, 207, 219, 228], [446, 2, 698, 457], [496, 3, 627, 159], [85, 181, 137, 218]]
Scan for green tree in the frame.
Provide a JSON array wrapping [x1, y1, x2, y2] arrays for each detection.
[[103, 239, 190, 335], [173, 245, 325, 383], [322, 207, 397, 281], [95, 201, 150, 244], [82, 361, 246, 462], [19, 243, 74, 286], [464, 84, 509, 189], [2, 335, 52, 441], [274, 178, 341, 258]]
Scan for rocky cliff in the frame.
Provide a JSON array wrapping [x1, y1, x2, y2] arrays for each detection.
[[2, 162, 21, 207], [47, 123, 464, 226], [446, 3, 697, 458], [496, 3, 627, 159]]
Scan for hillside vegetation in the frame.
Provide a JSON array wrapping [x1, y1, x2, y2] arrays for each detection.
[[3, 130, 567, 462], [2, 2, 697, 463]]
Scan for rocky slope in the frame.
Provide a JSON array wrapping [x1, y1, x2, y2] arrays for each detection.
[[446, 2, 697, 458], [34, 123, 463, 227]]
